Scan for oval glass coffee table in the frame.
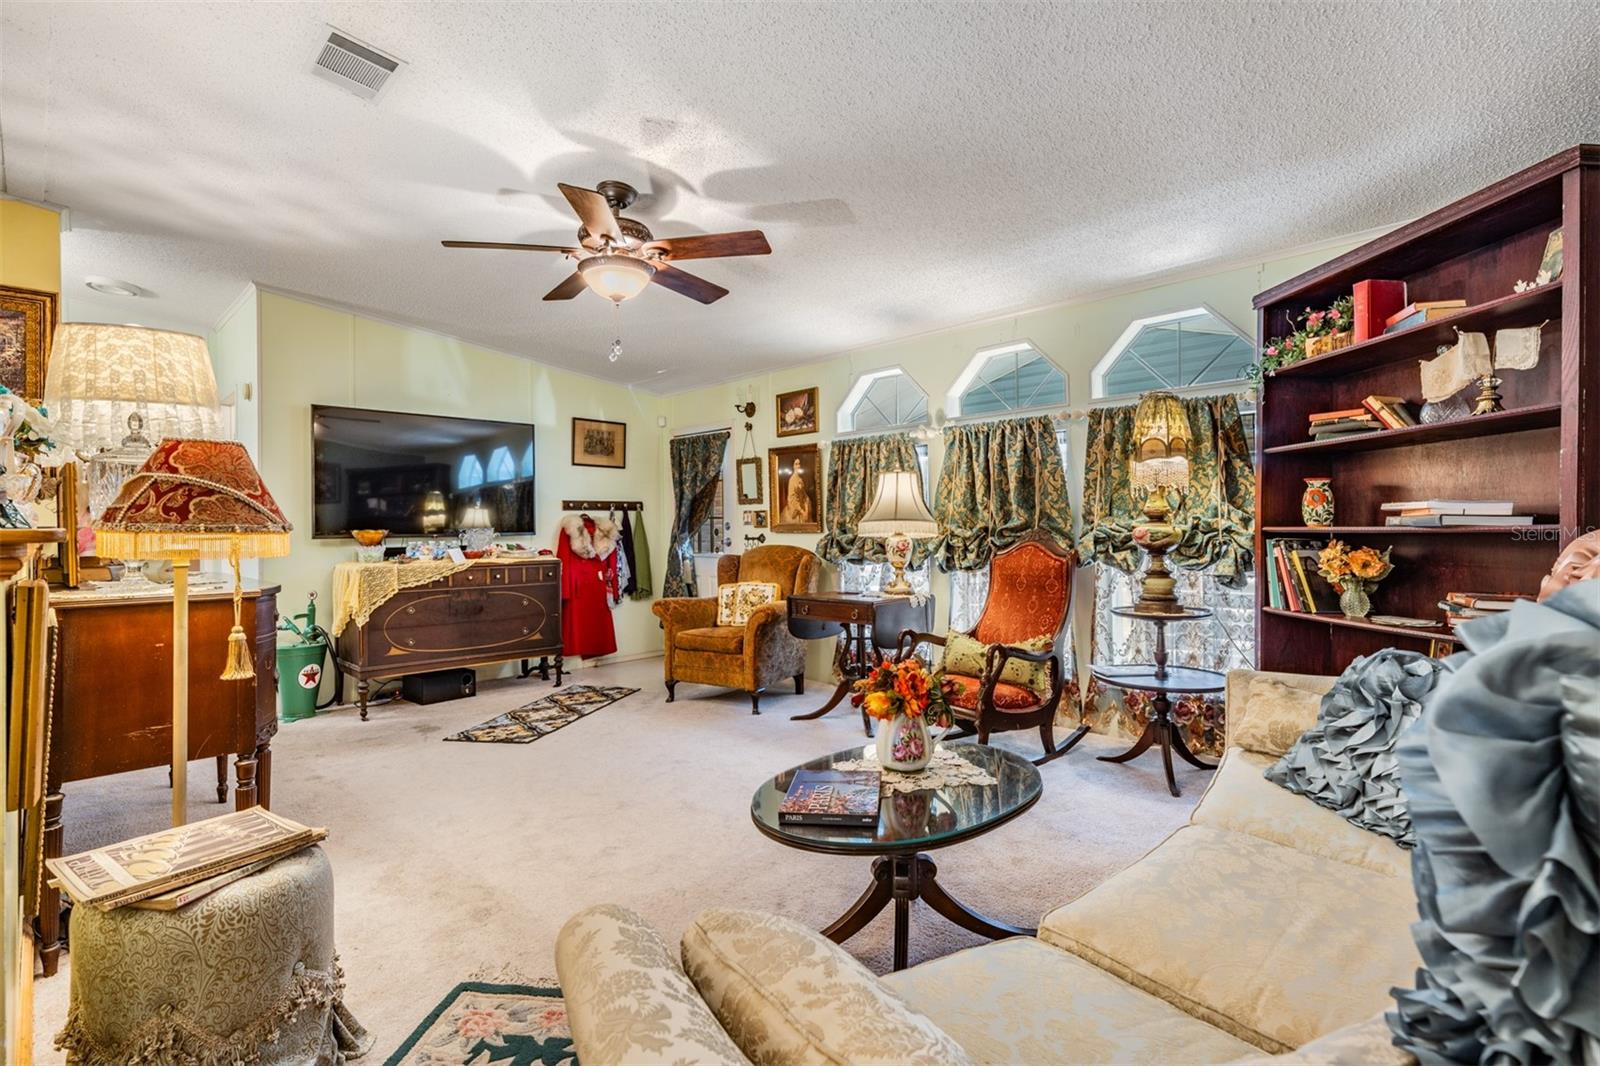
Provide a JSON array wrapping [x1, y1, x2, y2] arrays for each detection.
[[752, 743, 1041, 970]]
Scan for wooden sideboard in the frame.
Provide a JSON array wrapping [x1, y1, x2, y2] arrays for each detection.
[[39, 581, 279, 976], [335, 559, 563, 719]]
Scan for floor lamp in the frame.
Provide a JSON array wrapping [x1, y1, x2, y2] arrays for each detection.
[[94, 439, 291, 826]]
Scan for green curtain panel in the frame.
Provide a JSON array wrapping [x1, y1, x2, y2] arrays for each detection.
[[663, 429, 730, 598], [931, 414, 1073, 572], [817, 433, 924, 565], [1080, 394, 1255, 581]]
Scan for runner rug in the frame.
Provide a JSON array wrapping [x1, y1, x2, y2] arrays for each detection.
[[443, 684, 637, 744], [386, 981, 574, 1065]]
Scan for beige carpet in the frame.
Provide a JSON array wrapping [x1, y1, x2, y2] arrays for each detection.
[[31, 656, 1209, 1061]]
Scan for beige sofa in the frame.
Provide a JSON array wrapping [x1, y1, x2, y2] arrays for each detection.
[[555, 669, 1421, 1065]]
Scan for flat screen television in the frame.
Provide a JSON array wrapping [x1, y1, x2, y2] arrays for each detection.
[[311, 405, 536, 538]]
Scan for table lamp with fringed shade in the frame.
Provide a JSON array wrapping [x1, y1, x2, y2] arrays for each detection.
[[95, 438, 291, 826], [1128, 391, 1192, 615], [857, 471, 938, 596]]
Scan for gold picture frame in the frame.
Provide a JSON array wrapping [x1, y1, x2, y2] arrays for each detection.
[[571, 417, 626, 469], [0, 284, 58, 401], [735, 456, 763, 504], [769, 444, 822, 533], [775, 386, 819, 437]]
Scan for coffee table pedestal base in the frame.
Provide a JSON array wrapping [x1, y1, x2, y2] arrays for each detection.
[[1097, 693, 1217, 798], [822, 853, 1034, 971]]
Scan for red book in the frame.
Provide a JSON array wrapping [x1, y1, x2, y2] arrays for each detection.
[[1352, 280, 1407, 343]]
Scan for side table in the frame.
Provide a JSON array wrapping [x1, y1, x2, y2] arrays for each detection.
[[786, 592, 933, 736], [1092, 606, 1221, 798]]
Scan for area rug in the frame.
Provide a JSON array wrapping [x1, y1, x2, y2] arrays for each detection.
[[443, 685, 637, 744], [386, 981, 574, 1065]]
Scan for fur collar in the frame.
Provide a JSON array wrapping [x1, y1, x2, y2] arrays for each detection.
[[559, 514, 619, 559]]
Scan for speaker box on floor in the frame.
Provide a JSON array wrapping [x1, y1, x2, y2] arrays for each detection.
[[402, 669, 477, 705]]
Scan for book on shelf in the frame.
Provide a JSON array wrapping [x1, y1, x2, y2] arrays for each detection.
[[1309, 417, 1381, 438], [1386, 514, 1534, 527], [1383, 299, 1468, 333], [1444, 591, 1534, 611], [1266, 539, 1330, 613], [1379, 499, 1515, 515], [45, 807, 326, 911], [1352, 279, 1407, 342], [1289, 548, 1342, 613], [1360, 395, 1416, 429], [778, 769, 882, 826], [1308, 407, 1370, 423]]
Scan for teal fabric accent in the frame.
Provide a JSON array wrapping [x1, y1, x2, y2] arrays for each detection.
[[1389, 582, 1600, 1065]]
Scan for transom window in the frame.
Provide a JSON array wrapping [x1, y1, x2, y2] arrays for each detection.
[[485, 446, 516, 483], [456, 455, 484, 489], [837, 368, 929, 433], [1093, 308, 1255, 400], [949, 342, 1066, 418]]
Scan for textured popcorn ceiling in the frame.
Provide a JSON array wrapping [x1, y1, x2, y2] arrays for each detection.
[[3, 1, 1597, 392]]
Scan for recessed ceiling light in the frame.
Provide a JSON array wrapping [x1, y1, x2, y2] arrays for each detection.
[[84, 277, 145, 297]]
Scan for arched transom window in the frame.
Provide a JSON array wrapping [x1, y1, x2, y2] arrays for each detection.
[[837, 368, 929, 433], [948, 342, 1067, 418], [1093, 308, 1255, 399]]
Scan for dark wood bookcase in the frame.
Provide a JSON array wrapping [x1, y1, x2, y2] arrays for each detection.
[[1252, 145, 1597, 676]]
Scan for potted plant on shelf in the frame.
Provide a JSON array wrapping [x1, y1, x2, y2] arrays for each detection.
[[851, 657, 954, 772], [1250, 295, 1355, 386], [1317, 539, 1394, 619]]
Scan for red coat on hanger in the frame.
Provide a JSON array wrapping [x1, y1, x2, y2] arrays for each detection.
[[557, 514, 619, 659]]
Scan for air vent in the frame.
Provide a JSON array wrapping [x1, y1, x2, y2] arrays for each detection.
[[311, 29, 401, 100]]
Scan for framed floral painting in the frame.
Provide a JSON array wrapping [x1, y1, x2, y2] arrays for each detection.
[[775, 386, 818, 437], [0, 284, 58, 401]]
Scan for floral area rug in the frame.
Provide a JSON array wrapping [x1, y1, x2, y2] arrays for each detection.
[[386, 981, 575, 1065], [443, 685, 637, 744]]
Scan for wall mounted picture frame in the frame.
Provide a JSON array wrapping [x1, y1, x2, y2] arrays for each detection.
[[769, 443, 822, 533], [775, 386, 819, 437], [571, 417, 626, 469], [735, 456, 764, 504], [744, 509, 769, 528], [0, 284, 58, 401]]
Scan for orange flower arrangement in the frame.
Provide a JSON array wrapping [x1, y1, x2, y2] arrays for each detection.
[[1317, 540, 1393, 589], [851, 658, 953, 728]]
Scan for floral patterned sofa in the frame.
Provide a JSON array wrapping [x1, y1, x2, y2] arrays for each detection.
[[554, 667, 1421, 1065]]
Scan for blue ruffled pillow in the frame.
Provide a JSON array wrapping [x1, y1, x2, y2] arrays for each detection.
[[1265, 648, 1450, 847]]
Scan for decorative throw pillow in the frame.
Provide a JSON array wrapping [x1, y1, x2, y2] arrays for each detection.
[[1264, 648, 1449, 847], [1232, 675, 1325, 756], [716, 582, 780, 626], [681, 908, 974, 1066], [941, 631, 1055, 696], [1390, 584, 1600, 1065]]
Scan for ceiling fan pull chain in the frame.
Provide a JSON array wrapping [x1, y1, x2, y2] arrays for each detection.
[[609, 301, 623, 363]]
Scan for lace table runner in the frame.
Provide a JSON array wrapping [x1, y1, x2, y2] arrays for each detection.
[[330, 559, 477, 637], [832, 745, 998, 794]]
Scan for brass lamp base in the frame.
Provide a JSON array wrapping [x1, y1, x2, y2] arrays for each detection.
[[1131, 495, 1186, 615]]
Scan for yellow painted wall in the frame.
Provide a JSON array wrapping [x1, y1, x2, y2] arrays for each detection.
[[0, 198, 62, 295], [661, 241, 1367, 682], [255, 291, 668, 669]]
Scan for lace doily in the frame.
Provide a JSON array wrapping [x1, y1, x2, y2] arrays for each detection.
[[330, 558, 476, 637], [832, 745, 998, 794]]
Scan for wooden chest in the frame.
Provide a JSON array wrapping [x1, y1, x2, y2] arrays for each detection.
[[335, 560, 562, 718]]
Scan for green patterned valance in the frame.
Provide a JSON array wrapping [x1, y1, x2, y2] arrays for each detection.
[[1080, 394, 1255, 582], [818, 432, 925, 565], [931, 414, 1073, 572]]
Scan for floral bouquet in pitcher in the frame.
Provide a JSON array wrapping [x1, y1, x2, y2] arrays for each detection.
[[1317, 540, 1394, 619], [851, 658, 955, 772]]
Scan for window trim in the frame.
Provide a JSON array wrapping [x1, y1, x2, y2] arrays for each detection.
[[946, 339, 1068, 419], [1090, 304, 1254, 400], [835, 365, 931, 434]]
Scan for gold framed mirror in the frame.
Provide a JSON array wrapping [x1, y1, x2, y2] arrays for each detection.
[[735, 456, 763, 505]]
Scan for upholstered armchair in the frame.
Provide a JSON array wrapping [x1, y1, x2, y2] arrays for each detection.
[[652, 544, 821, 713], [897, 531, 1087, 764]]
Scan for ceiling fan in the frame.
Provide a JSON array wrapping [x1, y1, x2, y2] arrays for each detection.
[[442, 180, 771, 305]]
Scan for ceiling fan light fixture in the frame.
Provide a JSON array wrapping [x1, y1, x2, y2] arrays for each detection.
[[577, 254, 655, 302]]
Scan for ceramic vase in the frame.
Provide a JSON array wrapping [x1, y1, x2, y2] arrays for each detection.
[[1301, 477, 1335, 527], [877, 713, 933, 772], [1339, 581, 1372, 619]]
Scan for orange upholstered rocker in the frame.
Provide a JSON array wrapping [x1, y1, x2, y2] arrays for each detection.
[[897, 531, 1086, 764]]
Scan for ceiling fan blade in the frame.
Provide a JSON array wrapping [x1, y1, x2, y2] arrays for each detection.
[[557, 183, 623, 245], [442, 240, 579, 254], [650, 263, 728, 304], [542, 272, 588, 301], [644, 230, 771, 261]]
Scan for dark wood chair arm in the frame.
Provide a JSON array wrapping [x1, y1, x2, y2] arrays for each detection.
[[894, 629, 947, 663], [982, 644, 1064, 716]]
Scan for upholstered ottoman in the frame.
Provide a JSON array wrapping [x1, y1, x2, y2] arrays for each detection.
[[55, 845, 370, 1065]]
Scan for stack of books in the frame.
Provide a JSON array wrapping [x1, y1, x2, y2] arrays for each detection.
[[1307, 408, 1381, 439], [1360, 394, 1416, 429], [1438, 591, 1533, 627], [1264, 538, 1341, 614], [1383, 299, 1468, 333], [778, 769, 882, 826], [1380, 499, 1532, 527]]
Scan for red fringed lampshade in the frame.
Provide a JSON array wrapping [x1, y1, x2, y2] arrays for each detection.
[[95, 438, 291, 560]]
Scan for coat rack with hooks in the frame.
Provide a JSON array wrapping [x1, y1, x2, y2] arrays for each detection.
[[562, 500, 644, 513]]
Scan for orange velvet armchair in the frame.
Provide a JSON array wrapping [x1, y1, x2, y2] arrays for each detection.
[[897, 531, 1087, 764], [652, 545, 821, 713]]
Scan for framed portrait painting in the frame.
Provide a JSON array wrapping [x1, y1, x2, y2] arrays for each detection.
[[775, 386, 819, 437], [769, 444, 822, 533], [0, 284, 58, 401], [572, 417, 626, 469]]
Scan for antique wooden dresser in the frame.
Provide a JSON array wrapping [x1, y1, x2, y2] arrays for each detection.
[[335, 558, 562, 719]]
